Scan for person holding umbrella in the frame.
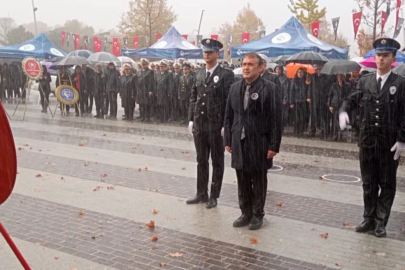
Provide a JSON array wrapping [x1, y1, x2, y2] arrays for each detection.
[[275, 65, 291, 128], [105, 62, 121, 120], [339, 38, 405, 237], [289, 68, 310, 137], [328, 74, 350, 141], [93, 63, 106, 119]]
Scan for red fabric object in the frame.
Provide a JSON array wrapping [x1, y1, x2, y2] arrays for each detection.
[[75, 74, 80, 89], [62, 31, 66, 46], [133, 36, 139, 49], [241, 33, 250, 44], [192, 41, 195, 45], [353, 12, 362, 39], [156, 33, 162, 41], [113, 37, 120, 56], [211, 35, 218, 40], [93, 37, 101, 52], [182, 34, 188, 40], [311, 21, 320, 37], [382, 11, 387, 34], [74, 34, 80, 50]]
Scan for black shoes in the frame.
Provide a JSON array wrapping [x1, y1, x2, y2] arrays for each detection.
[[355, 220, 375, 233], [248, 216, 263, 230], [206, 198, 217, 209], [375, 224, 387, 237], [233, 214, 251, 228], [186, 196, 208, 204]]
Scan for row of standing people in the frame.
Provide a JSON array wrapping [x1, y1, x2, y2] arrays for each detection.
[[0, 63, 28, 101]]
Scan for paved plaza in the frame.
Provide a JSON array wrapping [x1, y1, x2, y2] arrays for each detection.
[[1, 92, 405, 270]]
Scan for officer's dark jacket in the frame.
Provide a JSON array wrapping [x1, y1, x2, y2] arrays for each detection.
[[178, 74, 194, 101], [188, 65, 234, 131], [340, 72, 405, 149]]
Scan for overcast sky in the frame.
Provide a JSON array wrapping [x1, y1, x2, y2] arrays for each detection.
[[1, 0, 404, 57]]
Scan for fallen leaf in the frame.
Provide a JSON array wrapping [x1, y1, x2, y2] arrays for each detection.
[[276, 202, 283, 207], [78, 211, 85, 216], [169, 252, 184, 257], [319, 176, 323, 180], [152, 209, 158, 214], [54, 256, 59, 260], [151, 235, 158, 241], [373, 251, 386, 256], [101, 173, 107, 178], [84, 162, 89, 166], [335, 263, 342, 266], [93, 186, 101, 192], [146, 221, 155, 229], [35, 174, 42, 178], [78, 143, 84, 147], [343, 222, 350, 227], [181, 167, 186, 170], [18, 147, 23, 151], [91, 236, 96, 240], [61, 177, 64, 180], [250, 237, 258, 244], [313, 160, 319, 162], [311, 228, 317, 231], [102, 133, 107, 136], [320, 233, 328, 239], [160, 149, 164, 151], [138, 168, 142, 171], [107, 186, 115, 190], [144, 167, 148, 171], [159, 262, 167, 266]]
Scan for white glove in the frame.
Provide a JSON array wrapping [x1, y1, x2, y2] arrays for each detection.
[[188, 121, 194, 136], [391, 142, 405, 160], [339, 112, 350, 130], [221, 127, 224, 137]]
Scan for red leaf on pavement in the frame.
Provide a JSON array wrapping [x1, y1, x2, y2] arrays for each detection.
[[151, 235, 158, 241], [320, 233, 328, 239], [181, 167, 186, 170], [343, 222, 350, 227], [144, 167, 148, 171], [102, 134, 107, 136], [35, 174, 42, 178], [311, 228, 317, 231], [276, 202, 283, 207], [147, 221, 155, 229], [250, 237, 258, 244], [107, 186, 115, 190], [335, 263, 342, 266], [78, 142, 84, 147], [159, 262, 167, 266], [153, 209, 158, 214], [101, 174, 107, 178], [319, 176, 323, 180], [138, 168, 142, 172]]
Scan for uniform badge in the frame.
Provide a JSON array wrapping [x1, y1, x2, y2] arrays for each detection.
[[251, 93, 259, 100], [206, 39, 210, 44], [213, 75, 219, 83], [381, 39, 387, 45], [390, 86, 397, 95]]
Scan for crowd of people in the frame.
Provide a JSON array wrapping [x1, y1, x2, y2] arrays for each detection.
[[0, 63, 28, 101]]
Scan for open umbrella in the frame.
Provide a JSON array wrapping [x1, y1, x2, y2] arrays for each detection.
[[393, 64, 405, 75], [321, 60, 361, 75], [272, 55, 291, 64], [360, 57, 399, 69], [88, 52, 120, 64], [286, 63, 315, 78], [67, 50, 93, 58], [49, 56, 89, 70], [286, 51, 329, 65]]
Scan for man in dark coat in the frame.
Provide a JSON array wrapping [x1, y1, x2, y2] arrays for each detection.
[[178, 62, 194, 124], [328, 74, 350, 141], [56, 66, 72, 114], [105, 62, 120, 119], [187, 38, 235, 209], [120, 64, 137, 121], [83, 65, 95, 113], [339, 38, 405, 237], [136, 59, 155, 122], [224, 53, 282, 230], [275, 65, 291, 127], [348, 71, 361, 138], [170, 62, 181, 121], [155, 60, 173, 123], [93, 63, 106, 119], [71, 65, 86, 117]]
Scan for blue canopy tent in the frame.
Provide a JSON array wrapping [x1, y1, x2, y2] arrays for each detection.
[[122, 26, 223, 59], [363, 49, 405, 63], [0, 33, 67, 60], [231, 17, 348, 60]]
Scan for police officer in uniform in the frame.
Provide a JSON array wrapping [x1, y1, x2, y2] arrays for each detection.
[[137, 59, 155, 122], [178, 62, 194, 124], [187, 38, 235, 208], [339, 38, 405, 237]]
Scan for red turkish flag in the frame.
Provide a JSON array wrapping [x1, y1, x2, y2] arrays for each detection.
[[182, 34, 188, 40], [353, 12, 362, 39], [382, 11, 387, 34], [156, 33, 162, 41], [133, 36, 139, 49], [241, 33, 250, 44], [113, 37, 120, 56], [211, 35, 218, 40], [311, 21, 320, 37], [73, 34, 80, 50], [192, 41, 195, 45], [93, 37, 101, 53], [62, 31, 66, 46], [395, 0, 402, 30]]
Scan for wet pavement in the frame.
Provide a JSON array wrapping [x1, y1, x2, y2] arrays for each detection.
[[1, 93, 405, 270]]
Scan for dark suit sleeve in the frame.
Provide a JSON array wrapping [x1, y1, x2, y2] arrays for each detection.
[[289, 81, 295, 104], [397, 79, 405, 143], [222, 70, 235, 127], [269, 84, 282, 153], [339, 79, 363, 114], [224, 86, 234, 147], [188, 76, 198, 122], [132, 75, 137, 98]]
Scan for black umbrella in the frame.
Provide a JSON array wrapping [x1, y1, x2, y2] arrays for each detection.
[[321, 60, 361, 75], [49, 56, 89, 70], [272, 55, 291, 64], [285, 51, 329, 65], [393, 64, 405, 75], [67, 50, 94, 58]]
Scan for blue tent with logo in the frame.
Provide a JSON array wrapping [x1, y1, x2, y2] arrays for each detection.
[[363, 49, 405, 63], [122, 26, 223, 59], [231, 17, 348, 60], [0, 33, 67, 60]]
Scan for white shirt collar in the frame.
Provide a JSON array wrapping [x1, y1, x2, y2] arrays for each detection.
[[206, 63, 219, 75], [376, 70, 392, 89]]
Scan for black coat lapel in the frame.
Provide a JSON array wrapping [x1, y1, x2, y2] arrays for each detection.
[[379, 72, 396, 97], [206, 65, 221, 85], [247, 77, 264, 110], [368, 75, 378, 95]]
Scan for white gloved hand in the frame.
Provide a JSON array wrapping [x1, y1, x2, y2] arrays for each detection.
[[339, 112, 350, 130], [188, 121, 194, 136], [391, 142, 405, 160], [221, 127, 224, 137]]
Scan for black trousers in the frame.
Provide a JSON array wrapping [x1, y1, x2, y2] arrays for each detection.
[[39, 90, 50, 110], [179, 100, 189, 121], [157, 104, 169, 122], [75, 89, 88, 115], [139, 104, 151, 120], [87, 91, 94, 113], [293, 102, 307, 135], [7, 88, 13, 99], [193, 129, 224, 199], [0, 87, 5, 101], [94, 94, 105, 117], [359, 147, 399, 226], [60, 103, 70, 113], [108, 92, 117, 117], [331, 108, 341, 139], [236, 169, 268, 219]]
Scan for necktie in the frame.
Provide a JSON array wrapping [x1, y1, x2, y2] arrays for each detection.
[[205, 71, 211, 84], [377, 77, 382, 93], [241, 84, 251, 140]]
